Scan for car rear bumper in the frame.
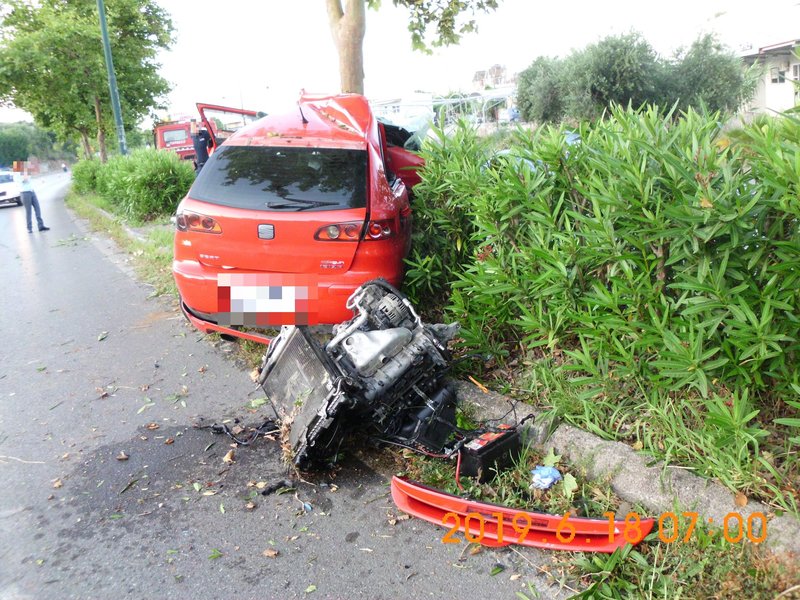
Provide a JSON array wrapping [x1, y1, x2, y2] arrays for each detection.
[[174, 259, 403, 338], [179, 299, 275, 344]]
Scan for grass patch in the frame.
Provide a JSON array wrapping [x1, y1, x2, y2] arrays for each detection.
[[508, 357, 799, 518], [405, 442, 620, 518], [566, 531, 799, 599]]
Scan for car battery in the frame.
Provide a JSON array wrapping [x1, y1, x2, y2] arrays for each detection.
[[459, 425, 522, 483]]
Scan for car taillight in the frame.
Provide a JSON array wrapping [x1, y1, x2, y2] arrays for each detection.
[[314, 220, 394, 241], [366, 220, 393, 240], [176, 211, 222, 234], [314, 221, 362, 241]]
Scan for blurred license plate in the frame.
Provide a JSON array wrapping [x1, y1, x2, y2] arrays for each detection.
[[217, 273, 319, 326]]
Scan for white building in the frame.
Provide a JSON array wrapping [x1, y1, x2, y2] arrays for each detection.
[[741, 40, 800, 117]]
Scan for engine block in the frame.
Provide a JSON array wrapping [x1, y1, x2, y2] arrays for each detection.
[[259, 279, 459, 468]]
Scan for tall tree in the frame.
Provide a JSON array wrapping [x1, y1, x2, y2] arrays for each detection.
[[0, 127, 29, 166], [516, 56, 564, 123], [326, 0, 499, 95], [666, 34, 756, 113], [516, 32, 756, 123], [0, 0, 172, 161]]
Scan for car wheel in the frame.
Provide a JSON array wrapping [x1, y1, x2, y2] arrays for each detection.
[[16, 198, 22, 206]]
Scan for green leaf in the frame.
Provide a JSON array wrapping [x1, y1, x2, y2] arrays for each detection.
[[136, 398, 154, 414], [561, 473, 578, 499], [193, 482, 202, 492], [304, 584, 317, 593], [542, 447, 561, 467], [248, 398, 268, 409], [208, 548, 223, 560]]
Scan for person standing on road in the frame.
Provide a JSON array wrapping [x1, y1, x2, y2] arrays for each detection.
[[21, 172, 49, 233]]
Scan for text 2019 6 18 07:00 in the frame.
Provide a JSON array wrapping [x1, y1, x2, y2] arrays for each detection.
[[440, 510, 768, 545]]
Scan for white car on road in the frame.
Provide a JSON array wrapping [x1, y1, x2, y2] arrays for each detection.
[[0, 170, 22, 206]]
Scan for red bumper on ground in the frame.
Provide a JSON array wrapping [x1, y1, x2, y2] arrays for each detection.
[[391, 476, 654, 553]]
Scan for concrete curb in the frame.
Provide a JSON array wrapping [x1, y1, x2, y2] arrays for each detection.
[[455, 381, 800, 555]]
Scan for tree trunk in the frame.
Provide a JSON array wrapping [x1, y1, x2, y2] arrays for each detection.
[[326, 0, 366, 94], [78, 130, 93, 160], [94, 96, 108, 163]]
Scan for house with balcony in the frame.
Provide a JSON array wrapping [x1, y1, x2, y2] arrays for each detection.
[[740, 40, 800, 117]]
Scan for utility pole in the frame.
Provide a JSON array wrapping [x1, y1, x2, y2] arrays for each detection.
[[97, 0, 128, 155]]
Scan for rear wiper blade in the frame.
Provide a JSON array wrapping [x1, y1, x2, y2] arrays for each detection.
[[266, 198, 339, 211]]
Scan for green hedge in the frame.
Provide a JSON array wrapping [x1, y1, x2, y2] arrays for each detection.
[[408, 106, 800, 403], [71, 149, 194, 221], [71, 158, 102, 194]]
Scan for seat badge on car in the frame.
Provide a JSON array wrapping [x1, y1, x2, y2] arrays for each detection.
[[258, 224, 275, 240]]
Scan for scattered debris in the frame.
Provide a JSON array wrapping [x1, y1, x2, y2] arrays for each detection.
[[208, 548, 223, 560], [52, 478, 63, 489], [259, 479, 295, 496], [97, 331, 108, 341], [119, 478, 139, 494], [145, 423, 160, 431], [116, 451, 129, 461], [468, 375, 489, 393], [222, 449, 235, 464], [530, 466, 562, 490], [262, 548, 279, 558]]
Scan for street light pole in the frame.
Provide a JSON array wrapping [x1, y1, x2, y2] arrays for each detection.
[[97, 0, 128, 155]]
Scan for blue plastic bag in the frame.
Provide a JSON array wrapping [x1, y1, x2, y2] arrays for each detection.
[[530, 466, 562, 490]]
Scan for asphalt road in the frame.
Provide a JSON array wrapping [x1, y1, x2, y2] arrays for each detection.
[[0, 174, 567, 600]]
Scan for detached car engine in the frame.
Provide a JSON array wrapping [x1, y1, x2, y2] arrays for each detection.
[[258, 279, 459, 468]]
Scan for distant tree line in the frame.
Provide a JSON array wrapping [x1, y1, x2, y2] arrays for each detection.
[[516, 33, 757, 123], [0, 122, 77, 167]]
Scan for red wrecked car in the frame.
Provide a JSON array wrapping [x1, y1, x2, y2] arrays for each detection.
[[172, 93, 423, 343]]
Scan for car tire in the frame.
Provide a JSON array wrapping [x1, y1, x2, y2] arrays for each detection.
[[16, 198, 22, 206]]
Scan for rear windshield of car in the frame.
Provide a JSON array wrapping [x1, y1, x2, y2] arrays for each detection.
[[189, 146, 368, 212]]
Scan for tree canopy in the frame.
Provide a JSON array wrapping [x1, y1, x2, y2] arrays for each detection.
[[517, 32, 755, 123], [326, 0, 499, 94], [0, 0, 173, 161], [0, 122, 76, 166]]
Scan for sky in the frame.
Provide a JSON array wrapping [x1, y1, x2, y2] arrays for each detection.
[[1, 0, 799, 124]]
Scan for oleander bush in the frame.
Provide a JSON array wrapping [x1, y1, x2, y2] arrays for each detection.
[[71, 149, 194, 221], [70, 158, 102, 194], [407, 105, 800, 512]]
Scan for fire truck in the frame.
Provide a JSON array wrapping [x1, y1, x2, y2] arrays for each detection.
[[153, 119, 195, 161], [154, 103, 261, 167]]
